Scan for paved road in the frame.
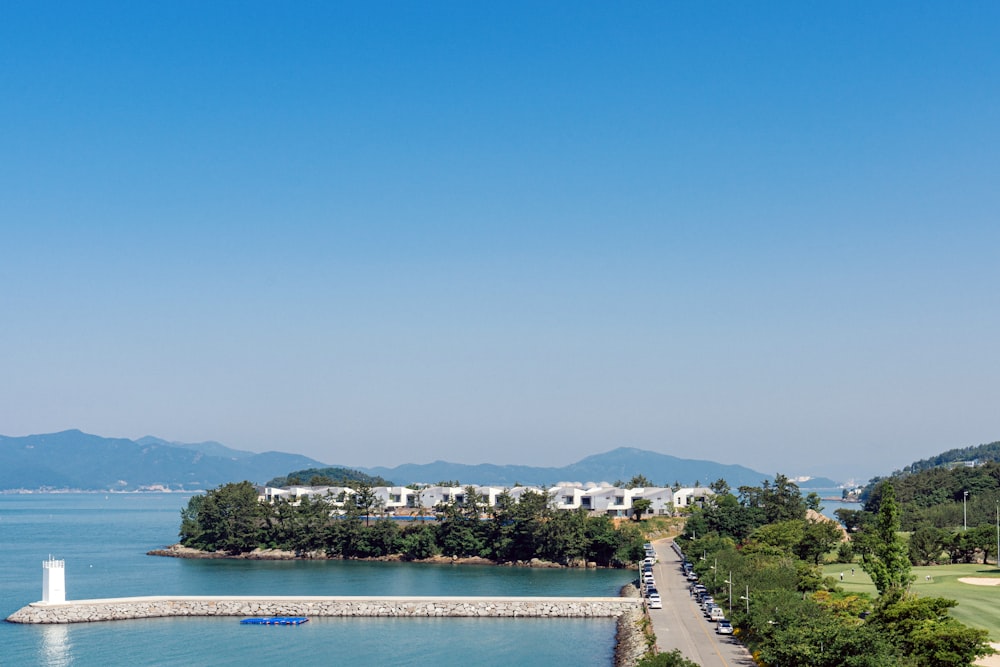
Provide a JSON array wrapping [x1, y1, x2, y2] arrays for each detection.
[[645, 539, 755, 667]]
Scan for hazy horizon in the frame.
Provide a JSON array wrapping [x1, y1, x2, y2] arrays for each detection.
[[3, 3, 997, 486]]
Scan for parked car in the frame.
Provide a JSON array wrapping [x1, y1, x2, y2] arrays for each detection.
[[709, 606, 726, 621], [647, 595, 663, 609], [716, 619, 734, 635]]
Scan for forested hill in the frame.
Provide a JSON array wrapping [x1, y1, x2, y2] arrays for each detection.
[[266, 468, 391, 488], [859, 439, 1000, 529], [863, 460, 1000, 531], [895, 440, 1000, 475]]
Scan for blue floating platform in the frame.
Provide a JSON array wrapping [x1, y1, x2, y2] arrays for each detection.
[[240, 617, 309, 625]]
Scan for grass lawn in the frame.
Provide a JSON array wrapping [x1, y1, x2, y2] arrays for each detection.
[[821, 562, 1000, 640]]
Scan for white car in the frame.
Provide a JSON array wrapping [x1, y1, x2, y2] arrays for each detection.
[[647, 595, 662, 609], [716, 619, 734, 635]]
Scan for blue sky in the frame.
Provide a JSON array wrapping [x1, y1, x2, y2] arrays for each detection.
[[2, 2, 998, 483]]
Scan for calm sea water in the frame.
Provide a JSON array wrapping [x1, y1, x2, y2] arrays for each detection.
[[813, 491, 862, 521], [0, 494, 633, 666]]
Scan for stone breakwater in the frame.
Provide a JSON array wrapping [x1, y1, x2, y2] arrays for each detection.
[[7, 595, 642, 624]]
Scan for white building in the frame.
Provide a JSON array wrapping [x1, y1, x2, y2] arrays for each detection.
[[673, 487, 715, 508], [636, 487, 675, 515], [374, 486, 414, 513], [258, 482, 704, 517]]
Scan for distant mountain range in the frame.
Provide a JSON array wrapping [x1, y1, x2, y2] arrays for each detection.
[[0, 430, 326, 491], [0, 430, 841, 491], [356, 448, 827, 488]]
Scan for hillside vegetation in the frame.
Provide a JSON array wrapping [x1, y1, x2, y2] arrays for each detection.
[[682, 475, 992, 667], [894, 440, 1000, 476], [266, 467, 392, 488], [179, 481, 645, 567], [862, 441, 1000, 533]]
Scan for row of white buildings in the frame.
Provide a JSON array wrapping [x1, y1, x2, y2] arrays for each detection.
[[259, 482, 715, 518]]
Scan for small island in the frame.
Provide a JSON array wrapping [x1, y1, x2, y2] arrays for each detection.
[[163, 481, 649, 567]]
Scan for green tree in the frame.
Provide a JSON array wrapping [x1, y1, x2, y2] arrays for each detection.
[[834, 508, 867, 533], [947, 530, 978, 564], [362, 517, 400, 557], [796, 519, 844, 565], [184, 481, 266, 553], [761, 474, 807, 523], [909, 525, 948, 565], [584, 514, 620, 566], [399, 523, 437, 560], [179, 493, 206, 546], [631, 498, 652, 521], [806, 492, 823, 512], [538, 508, 588, 564], [625, 474, 653, 489], [873, 596, 991, 667], [613, 521, 647, 565], [352, 482, 378, 527], [750, 519, 804, 554], [858, 483, 913, 598], [709, 478, 731, 496], [969, 524, 996, 564]]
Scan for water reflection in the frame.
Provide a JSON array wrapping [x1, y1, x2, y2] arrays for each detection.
[[39, 624, 71, 667]]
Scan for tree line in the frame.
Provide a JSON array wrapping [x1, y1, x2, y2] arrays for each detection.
[[681, 476, 991, 667], [265, 466, 391, 488], [838, 459, 1000, 567], [178, 481, 646, 567]]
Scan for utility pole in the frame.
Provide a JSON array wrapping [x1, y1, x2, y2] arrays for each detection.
[[964, 491, 969, 531]]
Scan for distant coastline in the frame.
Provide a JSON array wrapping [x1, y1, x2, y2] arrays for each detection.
[[0, 489, 200, 495]]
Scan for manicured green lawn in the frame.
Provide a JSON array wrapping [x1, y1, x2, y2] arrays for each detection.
[[821, 562, 1000, 640]]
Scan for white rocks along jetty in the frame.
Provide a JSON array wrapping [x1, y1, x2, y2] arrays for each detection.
[[7, 595, 642, 624]]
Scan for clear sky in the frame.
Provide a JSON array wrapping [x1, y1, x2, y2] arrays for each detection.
[[2, 2, 998, 483]]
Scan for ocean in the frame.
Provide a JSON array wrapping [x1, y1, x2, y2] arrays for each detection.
[[0, 493, 633, 666]]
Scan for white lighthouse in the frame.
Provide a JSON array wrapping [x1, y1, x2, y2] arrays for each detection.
[[42, 556, 66, 604]]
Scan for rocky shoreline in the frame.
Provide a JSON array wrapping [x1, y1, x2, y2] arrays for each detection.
[[146, 543, 602, 568], [7, 595, 641, 624], [614, 583, 649, 667]]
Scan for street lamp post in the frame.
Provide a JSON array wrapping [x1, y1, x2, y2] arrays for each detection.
[[724, 572, 733, 615], [739, 585, 749, 614], [964, 491, 969, 531]]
